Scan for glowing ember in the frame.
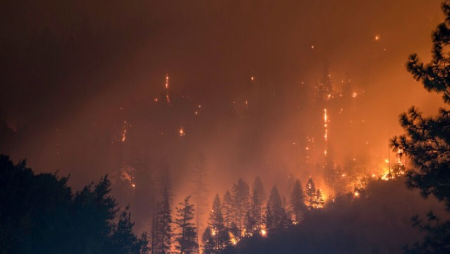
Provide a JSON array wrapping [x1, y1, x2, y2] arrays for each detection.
[[352, 92, 357, 98], [179, 128, 185, 137], [354, 192, 360, 197], [261, 229, 267, 236], [121, 121, 127, 142], [375, 35, 380, 41], [165, 73, 171, 104]]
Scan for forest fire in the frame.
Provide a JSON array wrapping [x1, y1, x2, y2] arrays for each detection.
[[1, 0, 448, 253]]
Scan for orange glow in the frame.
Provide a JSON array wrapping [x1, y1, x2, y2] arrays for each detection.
[[179, 128, 185, 137], [165, 73, 171, 104], [121, 121, 127, 142], [261, 229, 267, 236]]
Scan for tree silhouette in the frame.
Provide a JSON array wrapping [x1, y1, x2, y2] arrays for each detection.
[[0, 155, 148, 254], [290, 179, 307, 223], [250, 176, 266, 234], [231, 178, 251, 238], [174, 196, 198, 254], [390, 2, 450, 252], [206, 194, 230, 251]]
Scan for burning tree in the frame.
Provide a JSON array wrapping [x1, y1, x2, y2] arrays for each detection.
[[222, 190, 234, 230], [305, 177, 317, 209], [231, 178, 251, 238], [250, 176, 266, 235], [391, 2, 450, 252], [205, 194, 230, 252]]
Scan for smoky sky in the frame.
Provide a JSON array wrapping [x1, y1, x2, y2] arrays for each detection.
[[0, 0, 446, 205]]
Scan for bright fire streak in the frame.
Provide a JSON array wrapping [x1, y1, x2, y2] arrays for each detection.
[[121, 121, 127, 142], [165, 73, 171, 104]]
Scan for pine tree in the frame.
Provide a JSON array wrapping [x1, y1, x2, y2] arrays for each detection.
[[250, 176, 266, 234], [231, 179, 250, 238], [266, 186, 290, 234], [390, 2, 450, 252], [290, 179, 307, 223], [191, 153, 209, 247], [222, 190, 233, 230], [201, 226, 215, 254], [207, 194, 230, 251], [174, 196, 198, 254], [107, 206, 149, 254], [305, 177, 317, 209]]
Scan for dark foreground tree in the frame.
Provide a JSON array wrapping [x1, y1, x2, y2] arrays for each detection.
[[107, 207, 149, 254], [0, 155, 148, 254], [391, 2, 450, 253]]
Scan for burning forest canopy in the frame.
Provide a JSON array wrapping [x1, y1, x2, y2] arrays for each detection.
[[1, 0, 450, 253]]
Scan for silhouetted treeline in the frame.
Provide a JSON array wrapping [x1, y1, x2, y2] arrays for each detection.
[[0, 155, 148, 254]]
